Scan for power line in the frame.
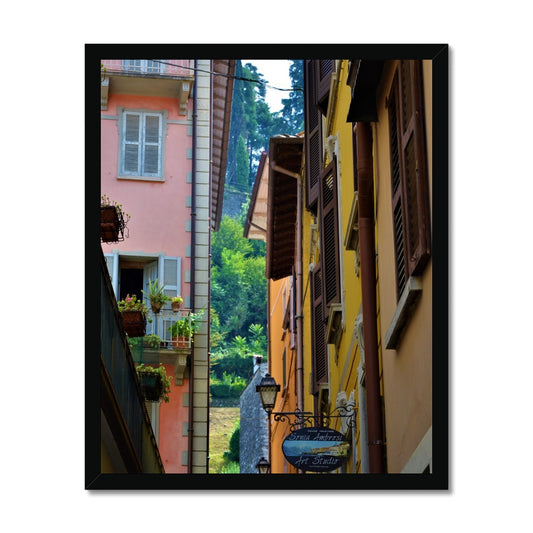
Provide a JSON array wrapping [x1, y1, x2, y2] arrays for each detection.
[[152, 60, 303, 93]]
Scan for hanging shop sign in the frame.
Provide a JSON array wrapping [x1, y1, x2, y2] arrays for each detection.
[[281, 427, 350, 472]]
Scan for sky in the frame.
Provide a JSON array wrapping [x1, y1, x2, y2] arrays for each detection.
[[247, 59, 293, 112]]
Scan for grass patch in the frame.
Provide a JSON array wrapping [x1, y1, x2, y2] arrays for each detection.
[[209, 407, 240, 473]]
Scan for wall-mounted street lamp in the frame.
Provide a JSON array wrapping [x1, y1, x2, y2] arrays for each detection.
[[256, 457, 271, 474], [256, 373, 356, 432]]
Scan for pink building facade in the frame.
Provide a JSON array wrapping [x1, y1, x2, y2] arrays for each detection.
[[100, 59, 234, 473]]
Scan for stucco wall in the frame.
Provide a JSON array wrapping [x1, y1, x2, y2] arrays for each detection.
[[374, 60, 433, 473]]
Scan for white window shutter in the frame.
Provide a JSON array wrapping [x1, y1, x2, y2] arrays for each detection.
[[162, 256, 181, 304], [104, 252, 119, 298], [143, 114, 161, 175], [124, 113, 140, 174]]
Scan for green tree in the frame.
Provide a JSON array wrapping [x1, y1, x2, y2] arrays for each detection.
[[235, 134, 249, 190], [280, 60, 304, 134]]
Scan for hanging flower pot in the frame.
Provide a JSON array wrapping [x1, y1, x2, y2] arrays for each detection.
[[138, 371, 163, 402], [142, 279, 169, 315], [171, 296, 183, 312], [100, 195, 130, 243], [136, 364, 172, 403], [117, 294, 148, 338], [100, 206, 120, 242], [121, 310, 146, 337], [150, 301, 163, 314]]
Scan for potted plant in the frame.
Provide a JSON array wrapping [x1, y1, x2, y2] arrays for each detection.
[[142, 278, 169, 314], [171, 296, 184, 312], [101, 194, 130, 243], [117, 294, 149, 337], [143, 333, 163, 349], [169, 310, 204, 348], [136, 364, 172, 403]]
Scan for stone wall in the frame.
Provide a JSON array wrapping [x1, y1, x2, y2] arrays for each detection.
[[239, 361, 269, 473]]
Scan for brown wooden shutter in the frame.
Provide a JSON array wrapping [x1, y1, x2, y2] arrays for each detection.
[[310, 263, 327, 389], [388, 60, 431, 300], [304, 60, 322, 213], [316, 60, 334, 114], [319, 156, 341, 315]]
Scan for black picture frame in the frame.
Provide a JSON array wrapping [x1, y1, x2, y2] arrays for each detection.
[[86, 43, 448, 491]]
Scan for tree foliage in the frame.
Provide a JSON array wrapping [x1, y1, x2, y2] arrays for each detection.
[[225, 60, 304, 193], [211, 214, 266, 341]]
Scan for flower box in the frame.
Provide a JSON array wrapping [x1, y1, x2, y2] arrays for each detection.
[[100, 205, 122, 243], [121, 310, 146, 337], [138, 371, 164, 402]]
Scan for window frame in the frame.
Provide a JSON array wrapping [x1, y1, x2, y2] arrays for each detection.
[[117, 107, 167, 182]]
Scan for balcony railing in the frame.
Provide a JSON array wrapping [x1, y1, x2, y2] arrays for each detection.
[[101, 59, 194, 78], [144, 308, 193, 350]]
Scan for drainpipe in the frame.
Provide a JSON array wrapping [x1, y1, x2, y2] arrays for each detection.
[[296, 174, 304, 412], [187, 60, 198, 474], [356, 121, 385, 473]]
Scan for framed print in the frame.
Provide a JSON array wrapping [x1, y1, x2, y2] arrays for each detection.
[[86, 43, 448, 490]]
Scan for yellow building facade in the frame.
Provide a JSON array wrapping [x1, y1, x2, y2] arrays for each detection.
[[248, 57, 437, 478]]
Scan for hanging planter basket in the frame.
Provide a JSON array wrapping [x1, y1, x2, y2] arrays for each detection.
[[100, 205, 126, 243], [138, 371, 164, 402], [121, 310, 146, 337], [151, 301, 164, 314]]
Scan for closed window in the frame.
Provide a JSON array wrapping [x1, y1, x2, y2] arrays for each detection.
[[118, 108, 167, 180]]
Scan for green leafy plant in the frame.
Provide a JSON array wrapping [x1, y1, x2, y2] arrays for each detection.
[[169, 310, 205, 339], [143, 334, 163, 349], [117, 294, 149, 316], [136, 363, 172, 403], [142, 279, 170, 306], [171, 296, 183, 304]]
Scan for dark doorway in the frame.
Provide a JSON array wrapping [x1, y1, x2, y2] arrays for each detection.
[[120, 268, 143, 301]]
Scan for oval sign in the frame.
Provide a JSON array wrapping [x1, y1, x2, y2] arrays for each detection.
[[282, 427, 350, 472]]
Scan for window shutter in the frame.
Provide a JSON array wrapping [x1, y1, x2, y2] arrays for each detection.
[[388, 60, 431, 300], [304, 60, 322, 213], [310, 263, 327, 388], [124, 113, 140, 174], [319, 156, 341, 315], [316, 60, 334, 114], [388, 79, 408, 298], [104, 252, 119, 297], [143, 114, 161, 175], [162, 256, 181, 307], [404, 60, 431, 275]]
